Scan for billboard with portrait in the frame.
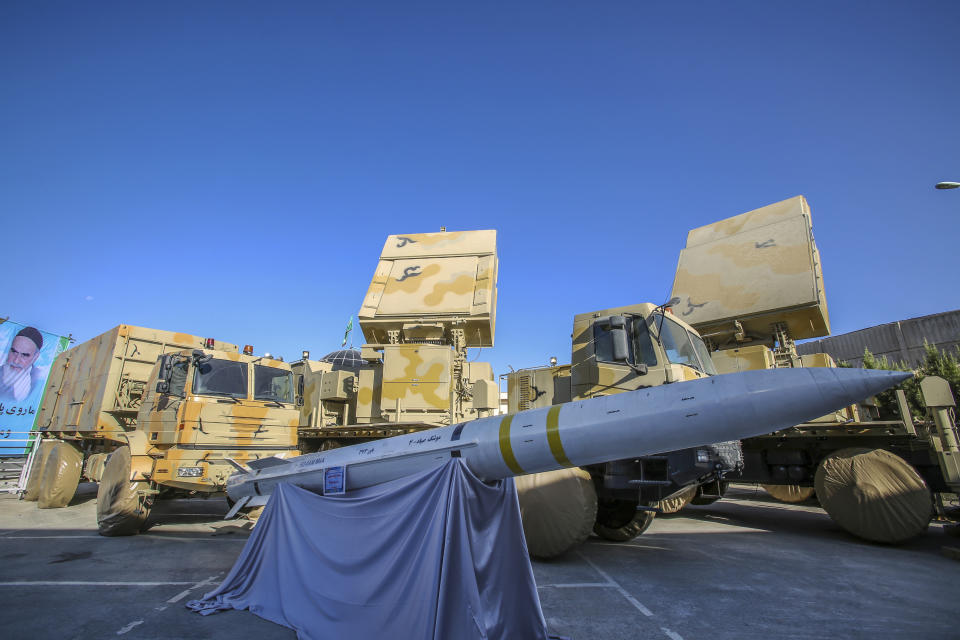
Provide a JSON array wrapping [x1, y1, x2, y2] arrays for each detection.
[[0, 320, 70, 454]]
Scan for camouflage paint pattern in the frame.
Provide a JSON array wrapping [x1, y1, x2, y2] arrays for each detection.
[[569, 303, 707, 400], [509, 303, 710, 410], [351, 345, 495, 425], [34, 325, 298, 494], [358, 230, 497, 347], [670, 195, 830, 345], [339, 229, 500, 430], [711, 344, 776, 374], [36, 325, 238, 442], [507, 365, 571, 413], [137, 349, 300, 491]]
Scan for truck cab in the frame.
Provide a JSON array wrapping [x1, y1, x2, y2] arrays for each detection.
[[507, 302, 743, 554], [138, 348, 300, 492]]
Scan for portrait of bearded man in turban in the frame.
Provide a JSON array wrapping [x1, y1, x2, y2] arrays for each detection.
[[0, 326, 46, 403]]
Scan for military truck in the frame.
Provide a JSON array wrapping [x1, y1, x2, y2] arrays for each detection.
[[506, 302, 743, 557], [22, 230, 499, 535], [671, 195, 960, 543], [22, 326, 301, 535]]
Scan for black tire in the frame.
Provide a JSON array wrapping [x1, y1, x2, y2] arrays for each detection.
[[593, 499, 656, 542], [37, 441, 83, 509], [97, 447, 154, 537]]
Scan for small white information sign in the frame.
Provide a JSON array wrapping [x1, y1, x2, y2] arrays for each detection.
[[323, 466, 345, 495]]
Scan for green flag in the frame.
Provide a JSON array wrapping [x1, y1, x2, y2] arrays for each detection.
[[341, 316, 353, 347]]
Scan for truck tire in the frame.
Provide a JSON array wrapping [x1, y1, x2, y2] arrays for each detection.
[[84, 453, 109, 482], [691, 481, 728, 506], [516, 467, 598, 559], [97, 446, 154, 537], [815, 447, 932, 544], [762, 484, 815, 503], [657, 486, 697, 514], [37, 441, 84, 509], [22, 439, 56, 502], [593, 499, 656, 541]]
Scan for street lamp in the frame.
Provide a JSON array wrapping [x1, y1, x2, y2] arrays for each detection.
[[935, 181, 960, 189]]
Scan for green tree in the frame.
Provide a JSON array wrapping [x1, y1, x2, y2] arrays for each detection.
[[844, 343, 960, 418]]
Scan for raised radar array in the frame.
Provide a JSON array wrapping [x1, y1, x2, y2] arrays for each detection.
[[354, 230, 499, 425]]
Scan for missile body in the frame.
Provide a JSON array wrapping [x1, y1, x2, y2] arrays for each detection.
[[225, 367, 911, 510]]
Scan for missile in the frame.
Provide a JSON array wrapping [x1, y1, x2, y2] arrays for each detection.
[[225, 367, 911, 514]]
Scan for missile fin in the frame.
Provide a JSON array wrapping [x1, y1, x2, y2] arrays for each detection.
[[224, 496, 251, 520]]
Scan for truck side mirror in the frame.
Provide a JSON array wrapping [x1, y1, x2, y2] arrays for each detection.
[[296, 374, 305, 407], [156, 355, 172, 393]]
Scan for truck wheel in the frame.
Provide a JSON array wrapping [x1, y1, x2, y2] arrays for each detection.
[[22, 439, 57, 502], [691, 481, 728, 506], [593, 499, 656, 541], [762, 484, 815, 503], [657, 486, 697, 514], [37, 441, 84, 509], [97, 447, 154, 537], [516, 467, 598, 559], [815, 447, 932, 544], [84, 453, 109, 482]]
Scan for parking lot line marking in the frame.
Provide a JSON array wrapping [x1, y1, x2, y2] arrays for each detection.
[[576, 551, 654, 617], [661, 628, 684, 640], [537, 583, 614, 589], [0, 581, 196, 586], [166, 575, 219, 603], [116, 620, 143, 635]]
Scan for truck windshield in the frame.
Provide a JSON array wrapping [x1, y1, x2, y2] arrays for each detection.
[[651, 314, 718, 375], [630, 317, 659, 366], [193, 359, 248, 399], [254, 365, 294, 404]]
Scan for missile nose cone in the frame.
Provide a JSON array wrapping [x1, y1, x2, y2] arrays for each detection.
[[813, 367, 912, 412]]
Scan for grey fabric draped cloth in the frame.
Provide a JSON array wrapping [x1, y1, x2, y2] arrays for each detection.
[[186, 459, 550, 640]]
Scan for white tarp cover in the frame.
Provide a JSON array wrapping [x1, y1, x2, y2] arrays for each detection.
[[186, 459, 550, 640]]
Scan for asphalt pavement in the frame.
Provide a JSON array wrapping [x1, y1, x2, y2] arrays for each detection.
[[0, 483, 957, 639]]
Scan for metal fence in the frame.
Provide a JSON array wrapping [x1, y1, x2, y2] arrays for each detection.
[[798, 309, 960, 368], [0, 429, 38, 493]]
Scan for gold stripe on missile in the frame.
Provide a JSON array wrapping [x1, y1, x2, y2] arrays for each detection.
[[498, 414, 524, 475], [546, 406, 573, 467]]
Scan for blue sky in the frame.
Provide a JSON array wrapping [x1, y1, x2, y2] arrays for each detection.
[[2, 2, 958, 378]]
